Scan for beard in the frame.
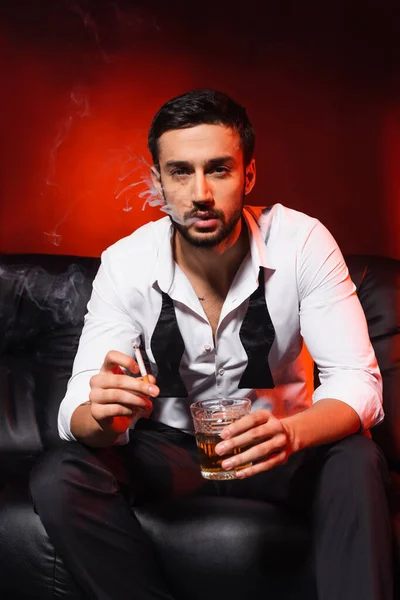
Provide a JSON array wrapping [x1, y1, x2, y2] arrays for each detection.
[[163, 189, 245, 249]]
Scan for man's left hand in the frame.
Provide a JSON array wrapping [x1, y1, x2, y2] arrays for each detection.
[[215, 409, 293, 479]]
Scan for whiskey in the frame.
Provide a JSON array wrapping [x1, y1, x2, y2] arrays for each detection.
[[195, 432, 251, 480]]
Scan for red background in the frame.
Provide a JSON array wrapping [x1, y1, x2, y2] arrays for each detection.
[[1, 1, 400, 258]]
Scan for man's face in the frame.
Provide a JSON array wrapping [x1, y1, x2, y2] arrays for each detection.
[[151, 124, 256, 248]]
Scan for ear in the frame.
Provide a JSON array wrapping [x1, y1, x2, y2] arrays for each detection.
[[150, 165, 163, 196], [244, 159, 256, 195]]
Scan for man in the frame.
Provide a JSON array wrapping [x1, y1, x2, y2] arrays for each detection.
[[30, 89, 393, 599]]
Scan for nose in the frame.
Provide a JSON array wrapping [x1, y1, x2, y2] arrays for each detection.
[[191, 171, 213, 204]]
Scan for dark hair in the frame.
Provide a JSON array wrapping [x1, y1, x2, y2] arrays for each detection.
[[148, 89, 255, 167]]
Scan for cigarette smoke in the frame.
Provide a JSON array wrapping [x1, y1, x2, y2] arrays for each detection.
[[46, 86, 90, 189], [44, 87, 91, 246], [36, 2, 171, 247], [0, 262, 90, 328], [64, 0, 162, 61], [112, 151, 194, 226], [65, 0, 111, 63], [138, 174, 199, 226]]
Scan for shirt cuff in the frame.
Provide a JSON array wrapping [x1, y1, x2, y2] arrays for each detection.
[[58, 398, 134, 445], [112, 430, 130, 445], [312, 375, 384, 431]]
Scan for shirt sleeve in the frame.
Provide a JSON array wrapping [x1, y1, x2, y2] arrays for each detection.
[[297, 220, 384, 431], [58, 249, 142, 443]]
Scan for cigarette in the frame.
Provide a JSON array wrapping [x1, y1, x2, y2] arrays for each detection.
[[133, 344, 149, 384]]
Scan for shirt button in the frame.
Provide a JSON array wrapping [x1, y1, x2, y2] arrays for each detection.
[[204, 345, 212, 353], [218, 368, 225, 376]]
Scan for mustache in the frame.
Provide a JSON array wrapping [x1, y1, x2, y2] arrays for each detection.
[[183, 208, 224, 221]]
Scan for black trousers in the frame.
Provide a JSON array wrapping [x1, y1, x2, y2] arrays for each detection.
[[30, 420, 393, 600]]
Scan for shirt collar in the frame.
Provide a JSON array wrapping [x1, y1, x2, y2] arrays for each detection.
[[154, 221, 175, 294], [242, 206, 275, 277], [154, 206, 275, 293]]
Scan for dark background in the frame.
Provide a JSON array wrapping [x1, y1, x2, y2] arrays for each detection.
[[1, 0, 400, 258]]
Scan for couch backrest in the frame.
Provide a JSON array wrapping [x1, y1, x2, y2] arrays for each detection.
[[346, 255, 400, 471], [0, 254, 100, 455], [1, 253, 399, 471]]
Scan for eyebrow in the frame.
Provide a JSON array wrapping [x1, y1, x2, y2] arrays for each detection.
[[165, 155, 236, 170]]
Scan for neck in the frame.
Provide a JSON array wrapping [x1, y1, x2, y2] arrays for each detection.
[[173, 219, 250, 293]]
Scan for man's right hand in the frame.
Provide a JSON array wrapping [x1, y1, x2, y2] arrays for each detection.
[[70, 350, 159, 446], [89, 350, 159, 434]]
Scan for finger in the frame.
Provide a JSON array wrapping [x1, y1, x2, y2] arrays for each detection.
[[91, 403, 137, 419], [100, 350, 140, 376], [111, 368, 157, 394], [220, 434, 288, 471], [91, 405, 152, 434], [216, 419, 284, 456], [90, 388, 153, 412], [235, 450, 288, 479], [96, 404, 153, 422], [91, 373, 159, 398], [219, 410, 272, 440]]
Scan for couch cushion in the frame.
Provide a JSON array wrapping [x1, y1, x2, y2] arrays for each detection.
[[0, 479, 85, 599], [136, 496, 316, 600]]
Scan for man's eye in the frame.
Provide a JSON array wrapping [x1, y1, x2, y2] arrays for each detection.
[[212, 167, 230, 175], [171, 169, 189, 177]]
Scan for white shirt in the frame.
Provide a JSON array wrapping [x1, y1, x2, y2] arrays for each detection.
[[58, 203, 384, 443]]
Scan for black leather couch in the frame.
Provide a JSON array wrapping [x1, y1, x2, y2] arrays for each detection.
[[0, 253, 399, 600]]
